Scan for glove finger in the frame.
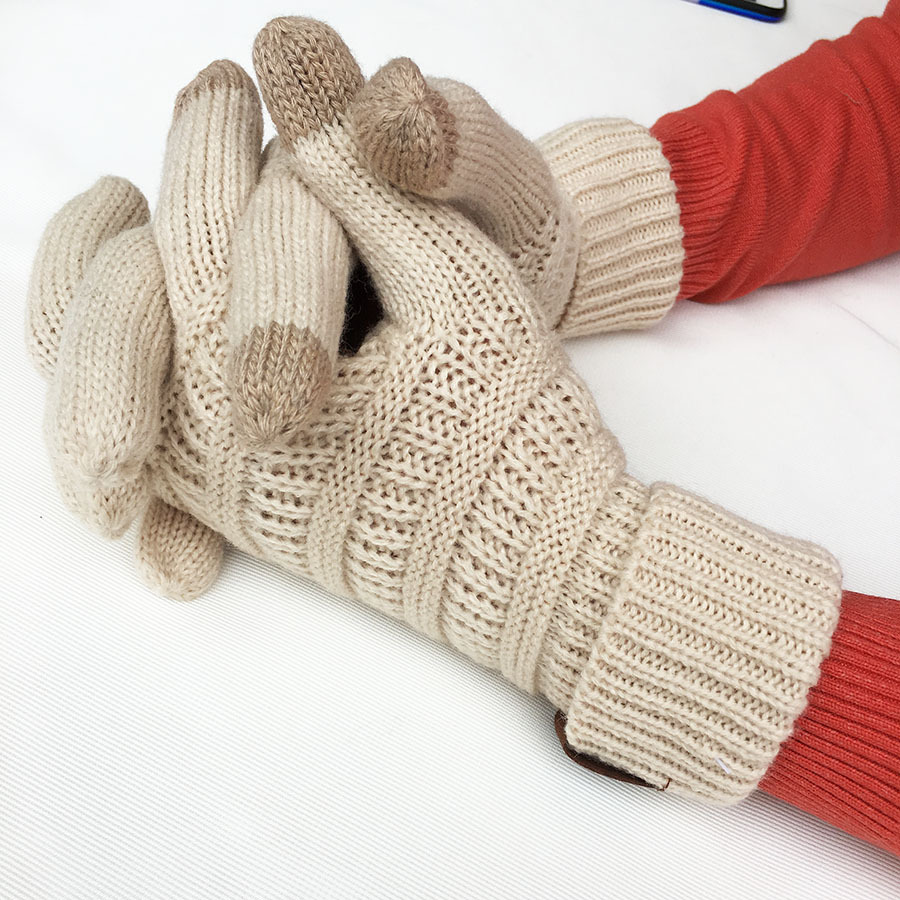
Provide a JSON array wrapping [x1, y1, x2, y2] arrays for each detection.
[[228, 138, 352, 448], [135, 497, 223, 600], [155, 60, 263, 323], [349, 58, 578, 328], [253, 17, 543, 342], [45, 223, 171, 494], [254, 17, 439, 328], [27, 176, 149, 377], [50, 461, 149, 539]]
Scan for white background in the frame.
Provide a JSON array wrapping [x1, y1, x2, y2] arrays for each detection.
[[2, 0, 900, 897]]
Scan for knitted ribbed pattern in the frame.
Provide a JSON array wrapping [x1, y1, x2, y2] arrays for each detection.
[[650, 8, 900, 304], [29, 19, 845, 804], [349, 58, 579, 330], [564, 485, 842, 803], [229, 139, 352, 445], [348, 65, 681, 337], [537, 119, 684, 338], [537, 474, 649, 713], [646, 114, 730, 302], [760, 591, 900, 855]]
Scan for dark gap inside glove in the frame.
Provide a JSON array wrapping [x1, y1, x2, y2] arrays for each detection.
[[339, 260, 384, 356]]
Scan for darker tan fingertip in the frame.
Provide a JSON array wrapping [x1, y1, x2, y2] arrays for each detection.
[[173, 59, 258, 118], [349, 57, 458, 194], [230, 322, 332, 449], [253, 17, 364, 144]]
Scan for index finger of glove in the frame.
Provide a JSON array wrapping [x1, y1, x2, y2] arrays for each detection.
[[252, 17, 436, 330], [154, 60, 263, 322], [253, 18, 545, 346]]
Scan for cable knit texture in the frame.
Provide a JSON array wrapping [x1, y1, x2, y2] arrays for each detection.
[[538, 119, 684, 337], [28, 19, 844, 805]]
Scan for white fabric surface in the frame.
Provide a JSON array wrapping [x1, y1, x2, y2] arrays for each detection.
[[2, 0, 900, 896]]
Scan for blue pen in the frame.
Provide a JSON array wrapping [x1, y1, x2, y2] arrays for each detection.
[[682, 0, 787, 23]]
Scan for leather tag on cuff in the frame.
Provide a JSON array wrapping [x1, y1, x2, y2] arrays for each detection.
[[554, 711, 665, 790]]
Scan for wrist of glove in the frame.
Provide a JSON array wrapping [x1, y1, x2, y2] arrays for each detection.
[[27, 17, 842, 806], [551, 479, 840, 802]]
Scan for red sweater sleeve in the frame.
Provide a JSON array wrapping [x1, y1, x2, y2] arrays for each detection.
[[651, 2, 900, 303], [760, 591, 900, 856]]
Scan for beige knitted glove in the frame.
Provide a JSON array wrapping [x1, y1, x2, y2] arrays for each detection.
[[29, 18, 843, 806], [147, 17, 843, 804], [346, 56, 685, 338], [26, 60, 352, 597], [243, 19, 843, 804]]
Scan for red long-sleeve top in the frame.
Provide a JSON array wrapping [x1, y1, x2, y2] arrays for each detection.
[[647, 2, 900, 854], [651, 1, 900, 304]]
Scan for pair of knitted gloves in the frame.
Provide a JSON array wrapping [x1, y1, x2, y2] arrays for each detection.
[[25, 12, 898, 843]]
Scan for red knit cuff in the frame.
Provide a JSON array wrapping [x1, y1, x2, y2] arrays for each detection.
[[649, 110, 734, 303], [759, 591, 900, 856]]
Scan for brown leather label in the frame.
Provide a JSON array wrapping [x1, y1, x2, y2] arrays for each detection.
[[554, 711, 665, 790]]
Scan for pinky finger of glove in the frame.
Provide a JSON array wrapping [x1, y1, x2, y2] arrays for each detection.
[[45, 223, 172, 508], [27, 176, 149, 377], [135, 497, 224, 601]]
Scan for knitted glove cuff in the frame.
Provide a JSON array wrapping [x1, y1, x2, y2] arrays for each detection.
[[538, 118, 684, 337], [563, 484, 842, 804]]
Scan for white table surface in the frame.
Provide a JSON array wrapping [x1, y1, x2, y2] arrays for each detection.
[[2, 1, 899, 897]]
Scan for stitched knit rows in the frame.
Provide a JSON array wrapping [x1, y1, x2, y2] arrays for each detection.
[[28, 19, 845, 807]]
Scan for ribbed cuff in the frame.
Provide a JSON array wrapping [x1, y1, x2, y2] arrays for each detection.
[[537, 118, 684, 337], [760, 591, 900, 855], [564, 484, 842, 804], [649, 109, 735, 303]]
